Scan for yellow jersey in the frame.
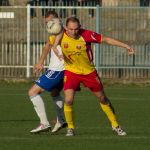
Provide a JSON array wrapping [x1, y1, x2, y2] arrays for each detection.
[[61, 29, 102, 75]]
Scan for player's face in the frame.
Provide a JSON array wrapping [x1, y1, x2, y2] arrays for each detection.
[[65, 21, 80, 39]]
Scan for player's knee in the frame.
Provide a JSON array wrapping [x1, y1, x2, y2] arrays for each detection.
[[98, 95, 108, 104], [28, 89, 34, 97], [65, 100, 73, 105], [28, 85, 43, 97], [28, 88, 40, 97]]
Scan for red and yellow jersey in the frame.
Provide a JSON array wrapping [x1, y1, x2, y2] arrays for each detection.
[[61, 29, 102, 75]]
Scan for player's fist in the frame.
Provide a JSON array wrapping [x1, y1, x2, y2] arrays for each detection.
[[127, 47, 134, 55], [34, 63, 43, 73]]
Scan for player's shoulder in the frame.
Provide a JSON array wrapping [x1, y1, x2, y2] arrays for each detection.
[[49, 35, 55, 44], [49, 35, 55, 39], [79, 28, 94, 35], [79, 28, 102, 42], [79, 28, 100, 38]]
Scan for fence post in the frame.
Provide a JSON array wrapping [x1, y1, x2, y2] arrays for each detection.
[[26, 4, 31, 78], [95, 5, 100, 72]]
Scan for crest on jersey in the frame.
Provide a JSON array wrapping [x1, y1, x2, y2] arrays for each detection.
[[64, 43, 69, 48], [76, 45, 81, 50]]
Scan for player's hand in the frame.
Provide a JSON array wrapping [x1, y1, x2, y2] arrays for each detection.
[[127, 46, 134, 55], [34, 63, 43, 73]]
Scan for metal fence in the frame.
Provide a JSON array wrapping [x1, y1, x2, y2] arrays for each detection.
[[0, 5, 150, 79]]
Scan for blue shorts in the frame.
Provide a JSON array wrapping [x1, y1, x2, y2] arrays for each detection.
[[35, 70, 64, 92]]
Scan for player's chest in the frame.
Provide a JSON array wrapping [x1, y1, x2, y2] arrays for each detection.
[[61, 38, 87, 53]]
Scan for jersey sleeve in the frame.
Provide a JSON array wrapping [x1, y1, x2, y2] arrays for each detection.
[[80, 29, 102, 43], [49, 35, 55, 45]]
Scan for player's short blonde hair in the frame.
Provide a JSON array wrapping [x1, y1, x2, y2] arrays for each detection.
[[66, 17, 80, 26]]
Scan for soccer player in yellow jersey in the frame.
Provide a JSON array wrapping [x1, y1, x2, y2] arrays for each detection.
[[53, 17, 134, 136]]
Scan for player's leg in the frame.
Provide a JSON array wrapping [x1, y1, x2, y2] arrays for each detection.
[[93, 90, 119, 127], [82, 70, 126, 136], [28, 84, 51, 133], [64, 89, 75, 136], [63, 70, 80, 136], [50, 88, 67, 133], [93, 91, 126, 136], [39, 70, 66, 133], [28, 70, 61, 133], [93, 91, 118, 124]]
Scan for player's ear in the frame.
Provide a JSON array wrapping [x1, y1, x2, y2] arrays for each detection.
[[64, 26, 67, 30]]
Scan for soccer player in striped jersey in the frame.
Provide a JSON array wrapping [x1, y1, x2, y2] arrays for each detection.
[[52, 17, 134, 136], [28, 11, 67, 134]]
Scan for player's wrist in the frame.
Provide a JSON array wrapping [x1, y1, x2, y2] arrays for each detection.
[[126, 45, 131, 49]]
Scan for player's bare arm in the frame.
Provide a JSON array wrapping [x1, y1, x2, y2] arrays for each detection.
[[34, 39, 52, 73], [52, 30, 64, 61], [102, 36, 134, 55]]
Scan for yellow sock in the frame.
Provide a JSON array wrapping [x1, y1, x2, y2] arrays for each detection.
[[100, 103, 119, 128], [64, 103, 74, 129]]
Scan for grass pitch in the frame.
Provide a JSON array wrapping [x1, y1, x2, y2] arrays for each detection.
[[0, 82, 150, 150]]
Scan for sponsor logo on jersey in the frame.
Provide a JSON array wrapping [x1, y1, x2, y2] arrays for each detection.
[[76, 45, 81, 50], [64, 43, 69, 48]]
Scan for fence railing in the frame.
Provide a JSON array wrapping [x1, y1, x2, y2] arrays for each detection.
[[0, 5, 150, 79]]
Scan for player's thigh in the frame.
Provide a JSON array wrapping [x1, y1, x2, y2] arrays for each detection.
[[82, 71, 103, 92], [28, 84, 44, 96], [64, 70, 80, 91], [36, 70, 64, 92]]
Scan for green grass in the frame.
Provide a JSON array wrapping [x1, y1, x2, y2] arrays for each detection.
[[0, 82, 150, 150]]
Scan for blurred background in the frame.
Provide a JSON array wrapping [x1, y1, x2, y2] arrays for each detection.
[[0, 0, 150, 80]]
